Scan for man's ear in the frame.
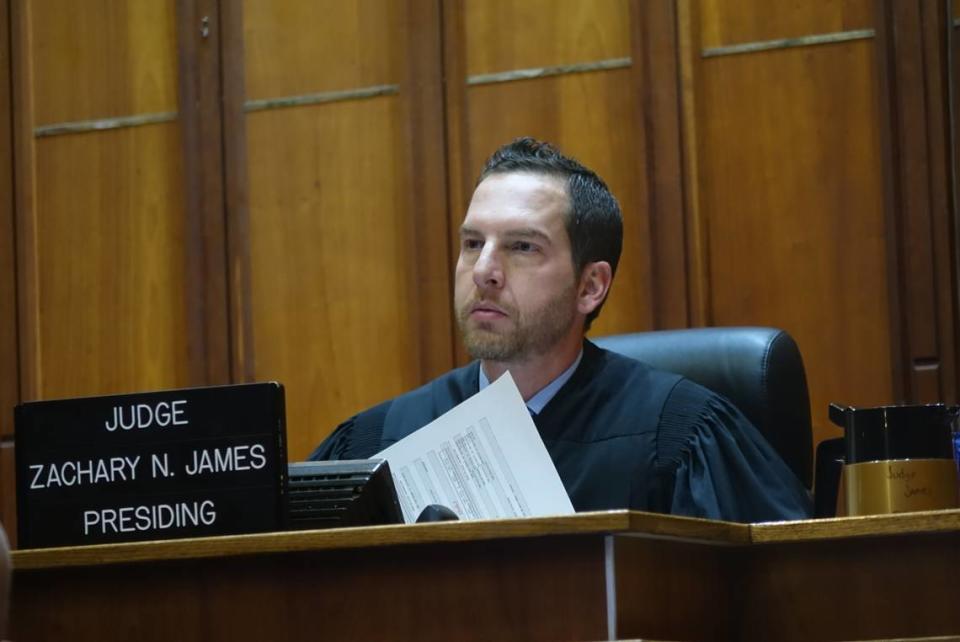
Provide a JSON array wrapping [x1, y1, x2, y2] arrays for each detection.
[[576, 261, 613, 317]]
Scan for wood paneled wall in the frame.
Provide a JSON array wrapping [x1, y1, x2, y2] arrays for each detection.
[[686, 1, 892, 449], [0, 0, 17, 543], [2, 0, 195, 540], [1, 0, 958, 544], [452, 0, 655, 344], [15, 0, 190, 400], [877, 0, 958, 405], [239, 0, 453, 459]]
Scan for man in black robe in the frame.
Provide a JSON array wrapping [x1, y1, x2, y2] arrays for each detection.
[[311, 138, 812, 523]]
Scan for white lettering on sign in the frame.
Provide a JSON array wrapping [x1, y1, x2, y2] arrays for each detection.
[[82, 499, 217, 535], [104, 400, 188, 432], [29, 456, 141, 490], [151, 452, 173, 478], [184, 443, 267, 476]]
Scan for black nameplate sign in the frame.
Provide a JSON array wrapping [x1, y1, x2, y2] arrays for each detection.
[[14, 382, 287, 549]]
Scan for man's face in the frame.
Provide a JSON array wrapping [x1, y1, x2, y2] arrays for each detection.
[[455, 172, 582, 363]]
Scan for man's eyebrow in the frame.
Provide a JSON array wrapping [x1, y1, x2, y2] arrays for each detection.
[[458, 226, 552, 244], [503, 228, 552, 244]]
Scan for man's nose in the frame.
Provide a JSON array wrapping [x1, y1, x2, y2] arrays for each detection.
[[473, 245, 504, 289]]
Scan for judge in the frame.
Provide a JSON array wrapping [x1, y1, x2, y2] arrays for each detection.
[[310, 137, 812, 522]]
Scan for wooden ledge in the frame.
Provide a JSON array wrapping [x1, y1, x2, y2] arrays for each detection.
[[749, 508, 960, 543], [11, 510, 744, 570], [13, 508, 960, 570]]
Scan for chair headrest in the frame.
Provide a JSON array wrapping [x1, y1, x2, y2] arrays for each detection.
[[593, 327, 813, 488]]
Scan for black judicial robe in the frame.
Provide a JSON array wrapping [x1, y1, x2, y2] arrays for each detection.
[[309, 340, 812, 522]]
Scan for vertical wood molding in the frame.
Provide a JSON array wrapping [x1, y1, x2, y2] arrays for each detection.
[[920, 0, 958, 402], [0, 0, 19, 433], [629, 0, 684, 330], [404, 0, 455, 382], [1, 0, 18, 546], [11, 0, 38, 402], [175, 0, 230, 387], [950, 1, 960, 402], [0, 442, 14, 547], [875, 0, 957, 402], [874, 0, 909, 402], [218, 0, 254, 383], [441, 0, 471, 366], [675, 0, 710, 327]]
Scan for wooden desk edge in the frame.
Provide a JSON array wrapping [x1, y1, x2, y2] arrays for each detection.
[[749, 508, 960, 543], [15, 509, 960, 570], [12, 510, 745, 570]]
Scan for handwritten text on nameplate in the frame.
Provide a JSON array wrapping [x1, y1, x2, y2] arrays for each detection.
[[14, 383, 287, 549]]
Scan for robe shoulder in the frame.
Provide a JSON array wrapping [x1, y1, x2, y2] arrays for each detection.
[[306, 399, 390, 461], [659, 378, 812, 522], [535, 344, 811, 522]]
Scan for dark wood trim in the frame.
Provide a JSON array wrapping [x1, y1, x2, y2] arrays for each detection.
[[674, 0, 710, 327], [874, 0, 957, 402], [0, 0, 19, 435], [11, 0, 37, 403], [950, 0, 960, 403], [629, 0, 683, 330], [403, 0, 455, 382], [441, 0, 472, 366], [175, 0, 230, 387], [920, 0, 958, 402], [218, 0, 253, 383], [874, 0, 908, 402], [0, 0, 16, 544], [0, 0, 14, 546], [889, 1, 932, 386], [0, 440, 15, 548], [8, 0, 34, 548]]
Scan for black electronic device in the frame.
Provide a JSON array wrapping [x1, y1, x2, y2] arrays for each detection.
[[285, 459, 404, 530], [415, 504, 459, 523]]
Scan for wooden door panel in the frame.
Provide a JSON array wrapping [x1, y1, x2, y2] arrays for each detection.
[[246, 99, 418, 459], [465, 0, 630, 75], [243, 0, 400, 101], [30, 0, 178, 125], [697, 39, 892, 445], [32, 125, 191, 398], [699, 0, 873, 48], [240, 0, 452, 458], [18, 0, 189, 402]]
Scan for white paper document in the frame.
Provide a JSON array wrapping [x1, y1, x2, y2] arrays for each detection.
[[376, 372, 575, 523]]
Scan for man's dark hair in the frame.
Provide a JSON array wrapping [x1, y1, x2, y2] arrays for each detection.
[[478, 137, 623, 330]]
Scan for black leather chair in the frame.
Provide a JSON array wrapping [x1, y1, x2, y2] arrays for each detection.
[[593, 327, 813, 489]]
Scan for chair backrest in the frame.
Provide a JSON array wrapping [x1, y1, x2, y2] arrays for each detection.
[[593, 327, 813, 488]]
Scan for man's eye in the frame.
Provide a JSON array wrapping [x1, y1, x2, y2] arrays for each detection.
[[512, 241, 536, 253], [462, 239, 483, 251]]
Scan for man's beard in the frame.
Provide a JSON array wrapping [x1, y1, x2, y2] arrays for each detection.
[[456, 283, 578, 362]]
